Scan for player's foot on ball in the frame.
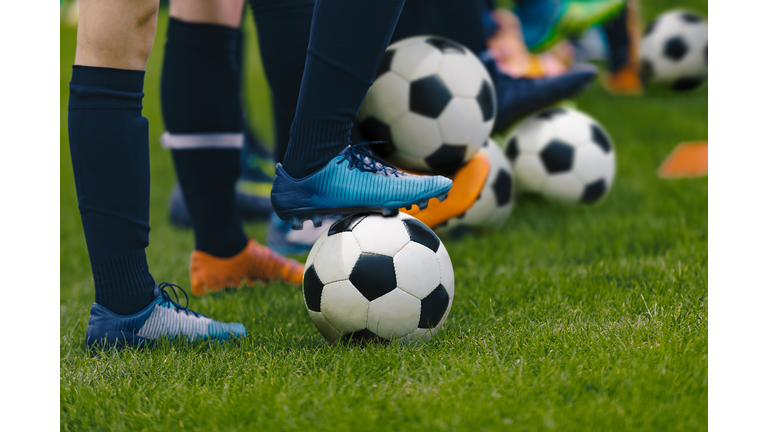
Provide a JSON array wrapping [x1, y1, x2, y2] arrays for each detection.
[[190, 239, 304, 295], [85, 282, 247, 348], [270, 143, 453, 229], [493, 63, 598, 133], [267, 212, 340, 256], [516, 0, 626, 53]]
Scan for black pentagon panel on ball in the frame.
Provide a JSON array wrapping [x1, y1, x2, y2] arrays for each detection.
[[476, 80, 497, 122], [410, 75, 453, 119], [402, 218, 441, 252], [360, 117, 393, 143], [341, 328, 388, 344], [672, 77, 704, 92], [506, 137, 520, 161], [328, 214, 367, 236], [419, 284, 450, 329], [639, 60, 654, 83], [425, 144, 467, 171], [303, 265, 324, 312], [680, 12, 702, 23], [663, 36, 688, 61], [540, 140, 575, 174], [644, 18, 658, 36], [582, 179, 607, 204], [591, 124, 612, 153], [349, 253, 397, 301], [376, 49, 395, 79], [492, 170, 513, 207], [425, 37, 466, 54], [536, 108, 566, 120]]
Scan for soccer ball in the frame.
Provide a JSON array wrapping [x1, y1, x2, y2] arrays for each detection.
[[434, 139, 514, 236], [359, 36, 497, 173], [640, 10, 707, 91], [303, 213, 454, 343], [504, 108, 615, 205]]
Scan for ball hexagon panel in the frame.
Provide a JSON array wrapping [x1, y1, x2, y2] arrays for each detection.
[[409, 75, 452, 119], [305, 228, 328, 269], [389, 40, 443, 82], [572, 144, 614, 185], [349, 253, 397, 302], [551, 110, 594, 147], [368, 288, 421, 339], [352, 215, 410, 257], [320, 280, 370, 335], [542, 172, 585, 205], [393, 242, 441, 299], [511, 118, 555, 154], [418, 284, 450, 329], [359, 72, 410, 125], [539, 140, 575, 174], [391, 112, 443, 160], [437, 98, 485, 145], [437, 54, 484, 98], [513, 154, 548, 192], [308, 310, 341, 343], [313, 232, 362, 284]]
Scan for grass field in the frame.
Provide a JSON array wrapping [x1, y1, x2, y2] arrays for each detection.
[[60, 3, 708, 431]]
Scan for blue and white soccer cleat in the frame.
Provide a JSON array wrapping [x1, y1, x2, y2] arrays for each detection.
[[270, 143, 453, 229], [266, 212, 340, 255], [85, 283, 247, 348]]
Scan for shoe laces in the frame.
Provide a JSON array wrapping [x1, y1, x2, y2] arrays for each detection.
[[339, 142, 407, 177], [158, 282, 204, 318]]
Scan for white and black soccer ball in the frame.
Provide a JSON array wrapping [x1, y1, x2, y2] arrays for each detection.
[[303, 213, 454, 343], [359, 36, 497, 173], [640, 10, 707, 91], [434, 139, 514, 236], [504, 108, 615, 205]]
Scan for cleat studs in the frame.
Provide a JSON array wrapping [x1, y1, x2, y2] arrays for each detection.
[[405, 204, 413, 211], [417, 200, 429, 209], [290, 217, 305, 230], [311, 215, 323, 228], [437, 193, 449, 202]]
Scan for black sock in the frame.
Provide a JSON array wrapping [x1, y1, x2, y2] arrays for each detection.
[[160, 18, 248, 258], [68, 66, 157, 315]]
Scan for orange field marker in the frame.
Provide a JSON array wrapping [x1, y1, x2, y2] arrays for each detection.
[[657, 141, 708, 178]]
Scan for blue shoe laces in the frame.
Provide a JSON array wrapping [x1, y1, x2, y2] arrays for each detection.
[[340, 142, 407, 177], [158, 282, 205, 319]]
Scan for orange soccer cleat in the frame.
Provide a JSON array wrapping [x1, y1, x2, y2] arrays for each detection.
[[401, 153, 490, 229], [190, 239, 304, 296]]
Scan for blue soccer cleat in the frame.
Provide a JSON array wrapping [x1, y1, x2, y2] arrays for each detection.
[[270, 143, 453, 229], [492, 62, 598, 133], [85, 282, 247, 348]]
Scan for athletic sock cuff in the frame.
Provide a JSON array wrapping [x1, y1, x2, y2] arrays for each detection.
[[92, 250, 156, 306], [70, 66, 145, 91], [69, 66, 145, 110], [166, 17, 239, 52]]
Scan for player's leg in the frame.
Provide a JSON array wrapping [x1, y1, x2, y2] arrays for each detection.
[[160, 0, 303, 295], [69, 0, 245, 347], [258, 0, 453, 227]]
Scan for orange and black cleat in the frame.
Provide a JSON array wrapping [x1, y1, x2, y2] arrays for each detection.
[[190, 239, 304, 296]]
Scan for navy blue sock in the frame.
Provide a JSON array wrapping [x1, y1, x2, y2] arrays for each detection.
[[68, 66, 157, 316], [278, 0, 406, 178], [392, 0, 488, 54], [161, 18, 248, 258], [602, 8, 630, 73], [250, 0, 315, 165]]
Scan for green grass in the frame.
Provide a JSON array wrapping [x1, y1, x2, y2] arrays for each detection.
[[60, 4, 707, 431]]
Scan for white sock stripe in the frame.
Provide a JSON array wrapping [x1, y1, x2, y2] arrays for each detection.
[[160, 132, 244, 150]]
